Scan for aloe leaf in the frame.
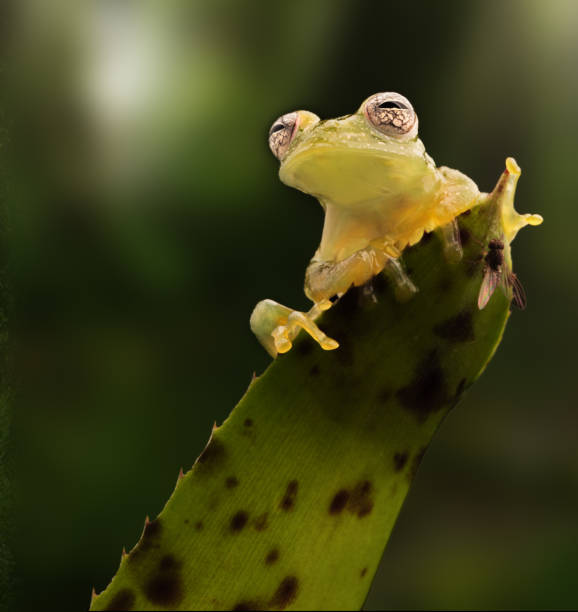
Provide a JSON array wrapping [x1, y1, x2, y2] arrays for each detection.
[[90, 167, 539, 611]]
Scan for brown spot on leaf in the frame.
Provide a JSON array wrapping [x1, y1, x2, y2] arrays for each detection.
[[407, 447, 427, 481], [225, 476, 239, 489], [279, 480, 298, 511], [105, 588, 135, 611], [197, 437, 226, 472], [244, 418, 253, 427], [265, 548, 280, 565], [339, 285, 361, 318], [269, 576, 299, 610], [230, 511, 249, 532], [393, 451, 409, 472], [329, 490, 350, 515], [396, 350, 449, 421], [449, 378, 469, 410], [330, 481, 375, 518], [142, 519, 161, 542], [372, 272, 389, 296], [350, 480, 374, 517], [253, 513, 269, 531], [434, 310, 475, 343], [233, 601, 263, 611], [336, 334, 354, 367], [456, 378, 467, 397], [361, 567, 368, 578], [195, 521, 203, 531], [128, 519, 162, 563], [159, 554, 178, 570], [144, 555, 183, 607], [296, 338, 314, 356]]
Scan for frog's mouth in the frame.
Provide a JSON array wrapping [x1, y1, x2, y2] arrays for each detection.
[[280, 144, 434, 208]]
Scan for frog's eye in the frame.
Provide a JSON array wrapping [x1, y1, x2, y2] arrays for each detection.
[[364, 92, 418, 139], [268, 112, 299, 160]]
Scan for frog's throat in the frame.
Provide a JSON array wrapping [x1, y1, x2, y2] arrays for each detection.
[[493, 157, 543, 243]]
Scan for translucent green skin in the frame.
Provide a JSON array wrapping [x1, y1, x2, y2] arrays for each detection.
[[251, 95, 541, 357], [278, 101, 479, 263]]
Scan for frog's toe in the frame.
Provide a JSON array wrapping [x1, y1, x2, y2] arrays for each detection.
[[250, 299, 294, 357], [320, 337, 340, 351], [440, 218, 463, 263], [287, 311, 339, 352], [272, 325, 293, 354], [384, 257, 418, 302]]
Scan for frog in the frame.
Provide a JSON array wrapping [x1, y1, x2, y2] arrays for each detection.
[[250, 92, 543, 357]]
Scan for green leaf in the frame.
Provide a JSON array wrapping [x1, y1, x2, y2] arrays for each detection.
[[90, 177, 538, 611]]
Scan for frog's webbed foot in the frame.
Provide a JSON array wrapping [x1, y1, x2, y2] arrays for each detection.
[[250, 298, 338, 357], [440, 218, 463, 262]]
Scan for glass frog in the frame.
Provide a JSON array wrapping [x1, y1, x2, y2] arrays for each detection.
[[250, 92, 543, 357]]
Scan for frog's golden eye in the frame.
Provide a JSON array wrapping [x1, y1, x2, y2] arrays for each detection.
[[268, 112, 298, 160], [364, 92, 418, 139]]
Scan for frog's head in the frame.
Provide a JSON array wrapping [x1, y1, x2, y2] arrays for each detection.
[[268, 92, 437, 209]]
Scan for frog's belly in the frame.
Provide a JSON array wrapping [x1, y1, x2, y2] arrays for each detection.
[[319, 172, 479, 262], [318, 199, 446, 261]]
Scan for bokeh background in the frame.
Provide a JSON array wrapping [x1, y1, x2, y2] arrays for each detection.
[[2, 0, 578, 610]]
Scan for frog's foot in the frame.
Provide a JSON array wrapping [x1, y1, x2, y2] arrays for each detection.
[[250, 299, 338, 357], [383, 256, 418, 301], [274, 309, 339, 355], [440, 218, 463, 263]]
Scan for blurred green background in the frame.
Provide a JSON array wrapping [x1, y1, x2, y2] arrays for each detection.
[[3, 0, 578, 610]]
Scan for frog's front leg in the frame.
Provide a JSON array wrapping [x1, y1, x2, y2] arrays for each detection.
[[252, 247, 418, 357], [250, 299, 338, 357], [305, 247, 418, 303]]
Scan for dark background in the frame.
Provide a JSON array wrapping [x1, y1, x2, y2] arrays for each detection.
[[3, 0, 578, 610]]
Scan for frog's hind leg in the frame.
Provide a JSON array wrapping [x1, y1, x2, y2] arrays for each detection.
[[440, 218, 463, 262], [250, 299, 338, 357]]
